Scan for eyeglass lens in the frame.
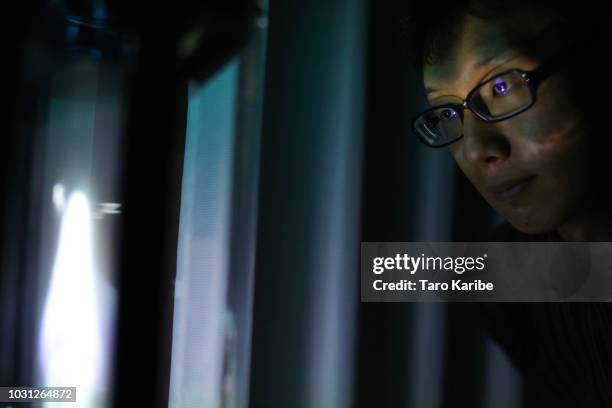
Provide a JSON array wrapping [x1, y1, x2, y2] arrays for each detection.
[[469, 71, 533, 118], [415, 71, 534, 146]]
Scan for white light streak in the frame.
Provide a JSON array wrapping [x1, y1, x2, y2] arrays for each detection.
[[39, 191, 103, 407]]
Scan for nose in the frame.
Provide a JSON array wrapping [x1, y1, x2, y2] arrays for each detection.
[[460, 112, 511, 170]]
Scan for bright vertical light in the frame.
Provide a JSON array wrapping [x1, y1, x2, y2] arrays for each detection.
[[52, 184, 65, 213], [39, 191, 102, 407]]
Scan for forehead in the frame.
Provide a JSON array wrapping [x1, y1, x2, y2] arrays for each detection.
[[423, 15, 516, 84]]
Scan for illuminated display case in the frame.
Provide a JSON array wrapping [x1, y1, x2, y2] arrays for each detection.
[[0, 1, 261, 407]]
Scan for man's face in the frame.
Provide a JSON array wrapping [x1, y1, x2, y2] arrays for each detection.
[[423, 15, 590, 234]]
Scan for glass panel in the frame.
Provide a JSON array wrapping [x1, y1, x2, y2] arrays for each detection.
[[168, 60, 240, 408], [168, 5, 268, 406]]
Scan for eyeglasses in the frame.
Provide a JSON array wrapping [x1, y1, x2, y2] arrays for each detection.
[[412, 55, 562, 148]]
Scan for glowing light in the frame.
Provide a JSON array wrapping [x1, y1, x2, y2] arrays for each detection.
[[495, 78, 509, 95], [99, 203, 121, 215], [39, 191, 103, 407], [52, 184, 65, 213]]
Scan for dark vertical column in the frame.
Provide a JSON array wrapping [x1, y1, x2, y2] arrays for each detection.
[[112, 13, 187, 407], [0, 0, 48, 389], [249, 0, 367, 407], [357, 0, 423, 406], [440, 304, 487, 408]]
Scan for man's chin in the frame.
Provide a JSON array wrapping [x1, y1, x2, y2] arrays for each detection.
[[505, 215, 557, 236]]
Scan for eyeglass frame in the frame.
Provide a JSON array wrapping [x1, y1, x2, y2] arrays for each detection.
[[412, 54, 564, 148]]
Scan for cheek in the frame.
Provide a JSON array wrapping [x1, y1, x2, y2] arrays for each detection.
[[511, 75, 581, 139], [513, 99, 588, 180], [508, 110, 590, 231]]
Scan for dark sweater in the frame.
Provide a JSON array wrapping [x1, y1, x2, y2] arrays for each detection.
[[480, 223, 612, 407]]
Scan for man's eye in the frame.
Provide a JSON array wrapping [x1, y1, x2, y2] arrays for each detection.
[[492, 78, 511, 96], [440, 109, 458, 121]]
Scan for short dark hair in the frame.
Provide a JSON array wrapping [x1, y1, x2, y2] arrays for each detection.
[[402, 1, 594, 67]]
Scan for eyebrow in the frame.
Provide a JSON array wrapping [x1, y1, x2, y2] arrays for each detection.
[[425, 52, 515, 95]]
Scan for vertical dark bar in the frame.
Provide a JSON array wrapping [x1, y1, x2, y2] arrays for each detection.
[[0, 0, 45, 391], [112, 13, 187, 407], [440, 304, 486, 408], [357, 0, 420, 406], [0, 0, 27, 389]]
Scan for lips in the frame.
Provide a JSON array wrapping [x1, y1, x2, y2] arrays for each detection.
[[486, 175, 536, 202]]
